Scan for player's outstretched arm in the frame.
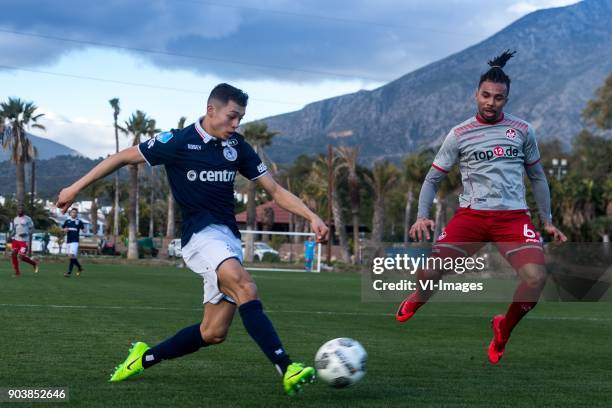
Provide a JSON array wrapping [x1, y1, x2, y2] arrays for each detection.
[[256, 174, 329, 242], [409, 166, 447, 242], [56, 146, 145, 214]]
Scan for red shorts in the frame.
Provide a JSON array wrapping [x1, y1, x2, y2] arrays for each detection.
[[11, 239, 29, 255], [433, 208, 544, 270]]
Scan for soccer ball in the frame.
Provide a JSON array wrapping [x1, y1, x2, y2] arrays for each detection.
[[314, 338, 367, 388]]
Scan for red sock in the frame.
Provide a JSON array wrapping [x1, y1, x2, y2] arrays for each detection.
[[503, 281, 542, 336], [11, 254, 20, 274], [20, 254, 36, 267]]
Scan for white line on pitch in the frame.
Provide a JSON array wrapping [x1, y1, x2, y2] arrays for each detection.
[[0, 303, 611, 322]]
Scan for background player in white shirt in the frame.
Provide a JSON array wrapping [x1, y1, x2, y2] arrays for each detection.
[[10, 206, 39, 277]]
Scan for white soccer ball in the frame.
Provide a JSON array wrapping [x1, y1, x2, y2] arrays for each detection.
[[314, 338, 367, 388]]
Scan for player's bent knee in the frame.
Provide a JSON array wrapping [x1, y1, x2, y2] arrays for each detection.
[[521, 264, 547, 288], [235, 281, 258, 303], [204, 334, 227, 345], [200, 326, 228, 345]]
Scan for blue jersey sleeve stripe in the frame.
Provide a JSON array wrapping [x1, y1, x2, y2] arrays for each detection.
[[137, 144, 152, 166]]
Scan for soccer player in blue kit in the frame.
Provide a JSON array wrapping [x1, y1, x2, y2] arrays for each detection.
[[62, 208, 85, 277], [57, 84, 329, 396]]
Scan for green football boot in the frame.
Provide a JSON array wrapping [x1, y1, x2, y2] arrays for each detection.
[[283, 362, 316, 396], [109, 342, 150, 382]]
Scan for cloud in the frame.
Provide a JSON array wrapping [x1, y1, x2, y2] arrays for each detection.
[[507, 0, 579, 14], [36, 112, 118, 159], [0, 0, 580, 83]]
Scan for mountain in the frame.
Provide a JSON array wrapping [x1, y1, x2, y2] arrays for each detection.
[[262, 0, 612, 164], [0, 132, 81, 161], [0, 155, 111, 200]]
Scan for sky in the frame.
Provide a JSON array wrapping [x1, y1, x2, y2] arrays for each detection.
[[0, 0, 578, 158]]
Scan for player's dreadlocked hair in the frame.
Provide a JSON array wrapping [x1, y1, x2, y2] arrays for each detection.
[[478, 50, 516, 95], [208, 83, 249, 107]]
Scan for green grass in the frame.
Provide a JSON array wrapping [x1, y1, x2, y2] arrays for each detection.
[[1, 261, 611, 407]]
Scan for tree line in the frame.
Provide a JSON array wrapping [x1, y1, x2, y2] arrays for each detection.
[[1, 74, 610, 261]]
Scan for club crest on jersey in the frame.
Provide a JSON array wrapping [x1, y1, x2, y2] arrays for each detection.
[[505, 128, 516, 139], [155, 131, 174, 144], [223, 146, 238, 161]]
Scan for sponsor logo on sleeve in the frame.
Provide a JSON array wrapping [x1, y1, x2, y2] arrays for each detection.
[[257, 162, 267, 173], [156, 131, 174, 144]]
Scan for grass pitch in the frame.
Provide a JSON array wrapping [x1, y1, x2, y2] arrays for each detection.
[[1, 261, 611, 407]]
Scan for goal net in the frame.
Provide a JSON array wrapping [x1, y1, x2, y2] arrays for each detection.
[[239, 229, 322, 273]]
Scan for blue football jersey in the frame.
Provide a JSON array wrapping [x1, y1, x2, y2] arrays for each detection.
[[62, 217, 84, 243], [138, 118, 268, 246]]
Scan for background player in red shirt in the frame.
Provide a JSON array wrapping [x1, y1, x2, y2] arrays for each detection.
[[10, 206, 39, 277], [396, 51, 567, 364]]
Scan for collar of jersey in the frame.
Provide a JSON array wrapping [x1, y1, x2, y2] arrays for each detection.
[[195, 117, 219, 144], [475, 112, 505, 125]]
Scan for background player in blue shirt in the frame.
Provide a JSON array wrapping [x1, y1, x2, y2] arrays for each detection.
[[57, 83, 329, 396], [62, 208, 85, 277], [304, 236, 316, 271]]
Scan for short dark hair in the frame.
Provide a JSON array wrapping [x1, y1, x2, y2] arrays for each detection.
[[208, 83, 249, 107], [478, 50, 516, 95], [70, 208, 78, 213]]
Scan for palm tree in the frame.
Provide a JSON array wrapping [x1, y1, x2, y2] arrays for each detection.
[[365, 161, 399, 245], [302, 155, 351, 262], [83, 180, 108, 236], [433, 166, 461, 240], [560, 176, 597, 240], [166, 116, 186, 240], [145, 119, 160, 238], [124, 110, 152, 259], [242, 122, 277, 226], [0, 97, 44, 209], [242, 121, 277, 262], [109, 98, 121, 242], [336, 146, 360, 262], [402, 149, 434, 243]]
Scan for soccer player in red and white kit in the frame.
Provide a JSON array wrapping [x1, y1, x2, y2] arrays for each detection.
[[396, 51, 567, 364], [10, 206, 40, 277]]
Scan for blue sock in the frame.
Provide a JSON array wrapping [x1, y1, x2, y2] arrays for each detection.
[[142, 323, 207, 368], [239, 300, 292, 374]]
